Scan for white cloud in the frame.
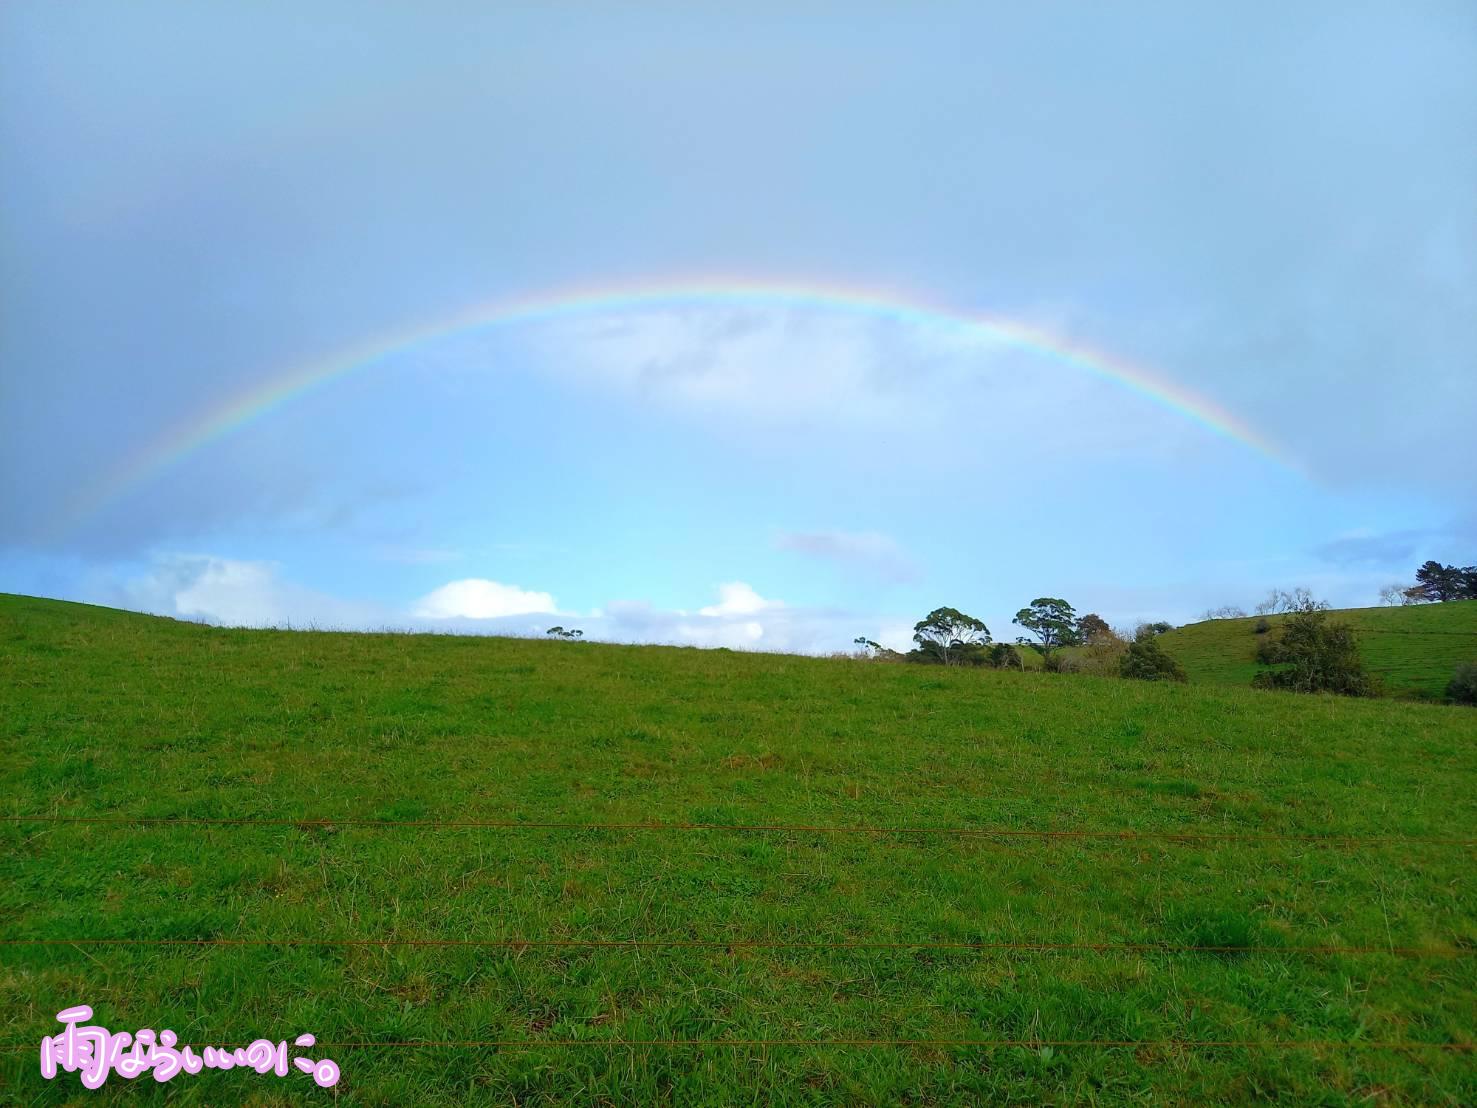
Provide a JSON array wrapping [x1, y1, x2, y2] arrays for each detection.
[[698, 581, 780, 617], [413, 578, 557, 620], [83, 556, 904, 654], [874, 618, 921, 655], [172, 559, 277, 624], [108, 554, 380, 629], [399, 577, 830, 652], [512, 303, 1211, 463]]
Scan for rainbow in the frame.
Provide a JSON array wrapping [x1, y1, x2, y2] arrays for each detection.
[[50, 277, 1295, 537]]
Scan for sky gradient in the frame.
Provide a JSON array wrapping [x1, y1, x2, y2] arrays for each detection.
[[3, 2, 1474, 652]]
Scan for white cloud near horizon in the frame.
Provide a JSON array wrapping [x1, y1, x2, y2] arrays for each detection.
[[698, 581, 781, 617], [111, 554, 381, 629], [88, 556, 878, 653], [68, 548, 1433, 659], [413, 578, 557, 620]]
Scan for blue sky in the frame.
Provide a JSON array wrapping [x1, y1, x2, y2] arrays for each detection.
[[2, 2, 1474, 652]]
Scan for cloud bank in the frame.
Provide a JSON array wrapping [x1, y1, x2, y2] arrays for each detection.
[[90, 556, 879, 655]]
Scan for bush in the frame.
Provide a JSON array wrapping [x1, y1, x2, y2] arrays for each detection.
[[985, 643, 1022, 670], [1253, 617, 1271, 635], [1448, 662, 1477, 706], [1041, 651, 1069, 673], [1251, 604, 1373, 697], [1077, 630, 1129, 676], [1254, 634, 1279, 665], [953, 642, 993, 667], [903, 648, 942, 665], [1119, 636, 1188, 682]]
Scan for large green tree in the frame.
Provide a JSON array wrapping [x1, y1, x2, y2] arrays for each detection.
[[1013, 598, 1081, 654], [911, 607, 991, 665], [1075, 612, 1112, 644], [1413, 560, 1477, 602]]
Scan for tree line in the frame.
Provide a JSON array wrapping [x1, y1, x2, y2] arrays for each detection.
[[1197, 560, 1475, 623], [855, 597, 1187, 683], [858, 586, 1474, 706], [1380, 560, 1477, 606]]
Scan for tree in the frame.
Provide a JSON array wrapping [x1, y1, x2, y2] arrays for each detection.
[[1075, 612, 1112, 644], [1013, 598, 1080, 654], [1413, 560, 1455, 601], [853, 636, 903, 661], [1139, 621, 1174, 636], [911, 607, 990, 665], [1378, 583, 1417, 607], [1254, 587, 1315, 616], [1119, 634, 1187, 682], [1251, 601, 1373, 696], [545, 626, 584, 640], [1201, 605, 1247, 620], [1412, 560, 1477, 603]]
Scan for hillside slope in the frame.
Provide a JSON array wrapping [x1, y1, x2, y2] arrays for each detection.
[[1158, 599, 1477, 699], [2, 593, 1475, 1104]]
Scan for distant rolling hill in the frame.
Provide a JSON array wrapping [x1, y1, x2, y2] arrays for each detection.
[[1158, 599, 1477, 699]]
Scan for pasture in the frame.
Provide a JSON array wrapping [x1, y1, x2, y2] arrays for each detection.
[[1156, 600, 1477, 699], [2, 594, 1475, 1104]]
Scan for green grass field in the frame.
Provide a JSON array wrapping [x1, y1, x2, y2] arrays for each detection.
[[1156, 600, 1477, 700], [2, 593, 1475, 1105]]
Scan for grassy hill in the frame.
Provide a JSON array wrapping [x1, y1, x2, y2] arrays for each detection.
[[1158, 600, 1477, 700], [2, 592, 1475, 1104]]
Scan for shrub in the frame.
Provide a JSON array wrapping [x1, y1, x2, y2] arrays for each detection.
[[903, 648, 942, 665], [953, 642, 993, 667], [1077, 630, 1129, 676], [985, 643, 1023, 670], [1253, 617, 1271, 635], [1448, 662, 1477, 706], [1251, 603, 1373, 697], [1119, 637, 1188, 682]]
